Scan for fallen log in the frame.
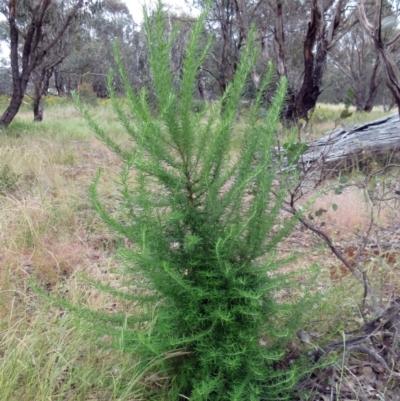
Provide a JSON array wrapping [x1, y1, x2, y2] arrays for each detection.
[[299, 113, 400, 173]]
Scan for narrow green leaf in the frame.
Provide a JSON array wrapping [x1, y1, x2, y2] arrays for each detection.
[[335, 185, 344, 195], [315, 208, 327, 217]]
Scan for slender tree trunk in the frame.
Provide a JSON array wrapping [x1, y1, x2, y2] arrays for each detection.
[[354, 87, 364, 112], [0, 0, 23, 127], [218, 3, 236, 112], [0, 90, 25, 126], [274, 0, 287, 78], [54, 70, 65, 96], [0, 70, 30, 126], [284, 0, 324, 122], [219, 21, 235, 96], [33, 98, 43, 121], [376, 43, 400, 118], [0, 0, 83, 128], [234, 0, 261, 89], [358, 0, 400, 119], [32, 67, 54, 122], [278, 0, 345, 123], [197, 75, 205, 100], [362, 57, 381, 112]]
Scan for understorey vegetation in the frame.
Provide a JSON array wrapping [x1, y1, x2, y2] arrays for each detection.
[[2, 1, 400, 401], [70, 1, 318, 399]]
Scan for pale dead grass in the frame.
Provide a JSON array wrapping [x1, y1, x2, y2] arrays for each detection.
[[0, 107, 154, 399], [1, 102, 399, 399], [311, 187, 379, 238], [300, 180, 399, 242], [305, 104, 393, 139], [0, 112, 125, 305], [316, 103, 387, 112]]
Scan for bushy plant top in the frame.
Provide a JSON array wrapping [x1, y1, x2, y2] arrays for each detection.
[[73, 1, 313, 399]]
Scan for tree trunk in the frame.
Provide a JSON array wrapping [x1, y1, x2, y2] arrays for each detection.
[[376, 44, 400, 119], [362, 56, 381, 112], [0, 95, 23, 126], [234, 0, 261, 89], [32, 66, 54, 122], [197, 75, 205, 100], [273, 0, 287, 78], [357, 0, 400, 120], [54, 70, 65, 96], [293, 113, 400, 172], [354, 89, 364, 112], [0, 0, 83, 128], [33, 97, 43, 121], [0, 84, 25, 126], [280, 0, 346, 123], [0, 0, 24, 127], [219, 20, 235, 96], [284, 0, 324, 122]]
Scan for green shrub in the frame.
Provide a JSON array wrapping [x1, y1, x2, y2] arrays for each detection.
[[43, 95, 72, 108], [0, 95, 11, 109], [344, 87, 354, 110], [74, 1, 312, 399], [0, 164, 19, 195], [309, 106, 338, 123], [77, 82, 98, 106]]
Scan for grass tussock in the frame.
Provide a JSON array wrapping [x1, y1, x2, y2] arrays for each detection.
[[0, 288, 153, 401], [0, 103, 151, 400]]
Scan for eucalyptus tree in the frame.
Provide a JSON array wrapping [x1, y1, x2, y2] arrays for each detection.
[[188, 0, 356, 122], [0, 0, 88, 126], [30, 0, 88, 121], [57, 0, 135, 97], [358, 0, 400, 117], [186, 0, 266, 98], [330, 23, 383, 112], [271, 0, 356, 122]]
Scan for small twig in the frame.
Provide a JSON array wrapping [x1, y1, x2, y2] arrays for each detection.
[[342, 366, 370, 401], [285, 204, 382, 314], [344, 345, 400, 377], [372, 163, 400, 176], [355, 207, 374, 309], [339, 369, 369, 401]]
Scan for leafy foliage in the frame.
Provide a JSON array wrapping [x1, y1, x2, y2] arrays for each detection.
[[0, 164, 19, 195], [344, 87, 354, 110], [309, 106, 338, 123], [339, 109, 353, 119], [77, 83, 98, 106], [283, 142, 309, 164], [74, 1, 313, 399]]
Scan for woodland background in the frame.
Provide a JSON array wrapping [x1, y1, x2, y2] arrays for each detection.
[[1, 1, 400, 400], [0, 0, 399, 124]]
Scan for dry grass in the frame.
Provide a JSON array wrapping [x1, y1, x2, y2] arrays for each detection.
[[0, 100, 399, 399], [304, 103, 393, 139], [0, 104, 159, 399]]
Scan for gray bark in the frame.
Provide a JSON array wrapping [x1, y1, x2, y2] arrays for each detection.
[[298, 114, 400, 172]]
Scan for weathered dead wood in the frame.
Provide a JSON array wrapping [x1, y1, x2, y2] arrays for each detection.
[[299, 113, 400, 172], [278, 114, 400, 315]]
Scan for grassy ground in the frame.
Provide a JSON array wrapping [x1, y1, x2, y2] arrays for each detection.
[[0, 101, 154, 400], [301, 103, 394, 139], [0, 100, 397, 400]]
